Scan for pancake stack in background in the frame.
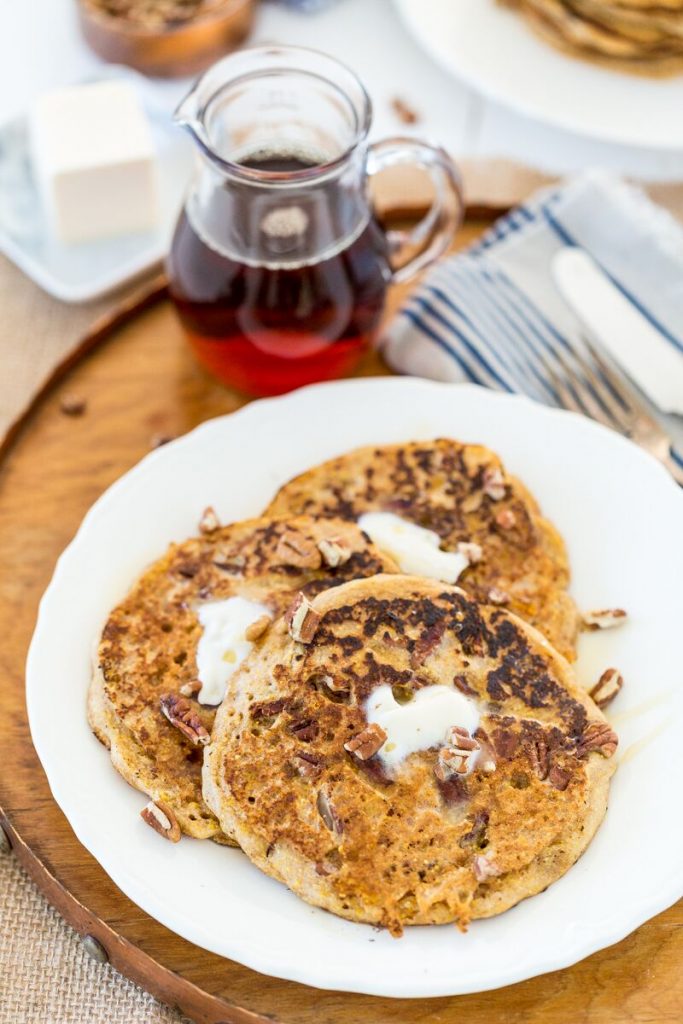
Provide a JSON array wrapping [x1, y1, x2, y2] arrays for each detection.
[[89, 439, 625, 935], [500, 0, 683, 75]]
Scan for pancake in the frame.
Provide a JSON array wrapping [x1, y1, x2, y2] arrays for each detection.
[[502, 0, 683, 74], [89, 514, 396, 843], [264, 439, 579, 661], [204, 574, 617, 934]]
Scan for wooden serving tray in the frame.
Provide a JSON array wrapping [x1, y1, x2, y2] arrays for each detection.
[[0, 223, 680, 1024]]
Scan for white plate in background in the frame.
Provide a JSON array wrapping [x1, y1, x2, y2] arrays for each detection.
[[27, 379, 683, 996], [395, 0, 683, 152], [0, 69, 192, 303]]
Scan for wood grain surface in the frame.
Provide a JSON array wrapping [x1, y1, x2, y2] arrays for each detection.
[[0, 221, 681, 1024]]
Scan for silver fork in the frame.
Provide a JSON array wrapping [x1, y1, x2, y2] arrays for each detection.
[[542, 334, 683, 486]]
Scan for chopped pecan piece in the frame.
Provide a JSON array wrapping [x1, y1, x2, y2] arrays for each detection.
[[176, 560, 199, 579], [459, 810, 490, 849], [140, 800, 181, 842], [487, 586, 510, 605], [245, 614, 271, 642], [577, 722, 619, 759], [472, 853, 502, 881], [527, 733, 549, 781], [199, 505, 220, 534], [457, 541, 483, 564], [251, 698, 287, 722], [453, 673, 477, 697], [581, 608, 628, 631], [179, 679, 201, 698], [589, 668, 623, 709], [317, 536, 352, 568], [295, 751, 324, 780], [548, 764, 571, 791], [316, 790, 343, 834], [160, 693, 210, 746], [276, 531, 322, 569], [494, 508, 516, 530], [482, 467, 506, 501], [436, 726, 480, 779], [290, 718, 319, 742], [286, 592, 321, 643], [344, 722, 387, 761]]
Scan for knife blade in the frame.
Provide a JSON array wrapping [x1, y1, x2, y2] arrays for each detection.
[[551, 246, 683, 416]]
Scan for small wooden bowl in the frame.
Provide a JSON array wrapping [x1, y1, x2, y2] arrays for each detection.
[[76, 0, 257, 79]]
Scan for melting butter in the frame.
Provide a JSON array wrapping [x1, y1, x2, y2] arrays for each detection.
[[196, 597, 271, 705], [365, 683, 479, 768], [357, 512, 468, 583]]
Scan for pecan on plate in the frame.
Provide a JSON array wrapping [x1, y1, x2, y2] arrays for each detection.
[[160, 693, 210, 746], [589, 668, 623, 709], [472, 853, 502, 881], [436, 726, 480, 779], [285, 592, 321, 643], [482, 467, 506, 501], [344, 722, 387, 761], [140, 800, 181, 842], [581, 608, 628, 631]]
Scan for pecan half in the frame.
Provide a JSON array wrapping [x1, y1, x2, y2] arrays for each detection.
[[251, 698, 287, 722], [548, 764, 571, 791], [457, 540, 483, 564], [286, 593, 321, 643], [140, 800, 181, 842], [581, 608, 628, 631], [472, 853, 502, 881], [344, 722, 387, 761], [317, 536, 352, 568], [160, 693, 210, 746], [589, 668, 623, 709], [276, 531, 322, 569], [577, 722, 619, 759], [245, 614, 271, 642], [482, 467, 506, 501], [199, 505, 220, 534]]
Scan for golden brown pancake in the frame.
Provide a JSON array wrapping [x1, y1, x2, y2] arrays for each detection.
[[204, 575, 617, 934], [265, 439, 579, 661], [89, 514, 396, 843]]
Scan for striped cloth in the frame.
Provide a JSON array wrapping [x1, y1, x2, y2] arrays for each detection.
[[383, 171, 683, 466]]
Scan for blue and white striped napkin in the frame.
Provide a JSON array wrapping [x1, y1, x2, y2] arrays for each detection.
[[382, 171, 683, 466]]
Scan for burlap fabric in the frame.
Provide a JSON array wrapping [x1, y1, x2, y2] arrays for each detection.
[[0, 849, 188, 1024]]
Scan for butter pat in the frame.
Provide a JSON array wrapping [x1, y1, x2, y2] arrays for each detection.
[[358, 512, 468, 583], [29, 81, 159, 244], [365, 684, 479, 768], [196, 597, 272, 706]]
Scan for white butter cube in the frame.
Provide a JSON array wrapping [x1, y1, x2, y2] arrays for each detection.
[[29, 81, 159, 245]]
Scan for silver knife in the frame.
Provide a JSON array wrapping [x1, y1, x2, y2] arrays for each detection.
[[551, 247, 683, 416]]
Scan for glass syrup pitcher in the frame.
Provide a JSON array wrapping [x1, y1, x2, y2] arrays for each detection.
[[167, 45, 463, 396]]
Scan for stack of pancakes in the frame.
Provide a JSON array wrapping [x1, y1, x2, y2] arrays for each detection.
[[89, 439, 620, 935], [501, 0, 683, 75]]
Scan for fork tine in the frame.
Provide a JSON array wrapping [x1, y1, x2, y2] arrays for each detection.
[[580, 333, 658, 426], [568, 342, 633, 433], [538, 348, 583, 414], [552, 345, 616, 429]]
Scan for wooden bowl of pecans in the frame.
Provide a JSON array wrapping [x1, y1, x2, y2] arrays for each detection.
[[76, 0, 257, 78]]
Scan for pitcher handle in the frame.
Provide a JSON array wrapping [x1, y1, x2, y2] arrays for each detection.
[[367, 137, 464, 284]]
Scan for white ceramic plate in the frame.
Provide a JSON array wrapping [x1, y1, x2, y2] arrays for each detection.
[[0, 69, 192, 303], [27, 379, 683, 997], [395, 0, 683, 151]]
